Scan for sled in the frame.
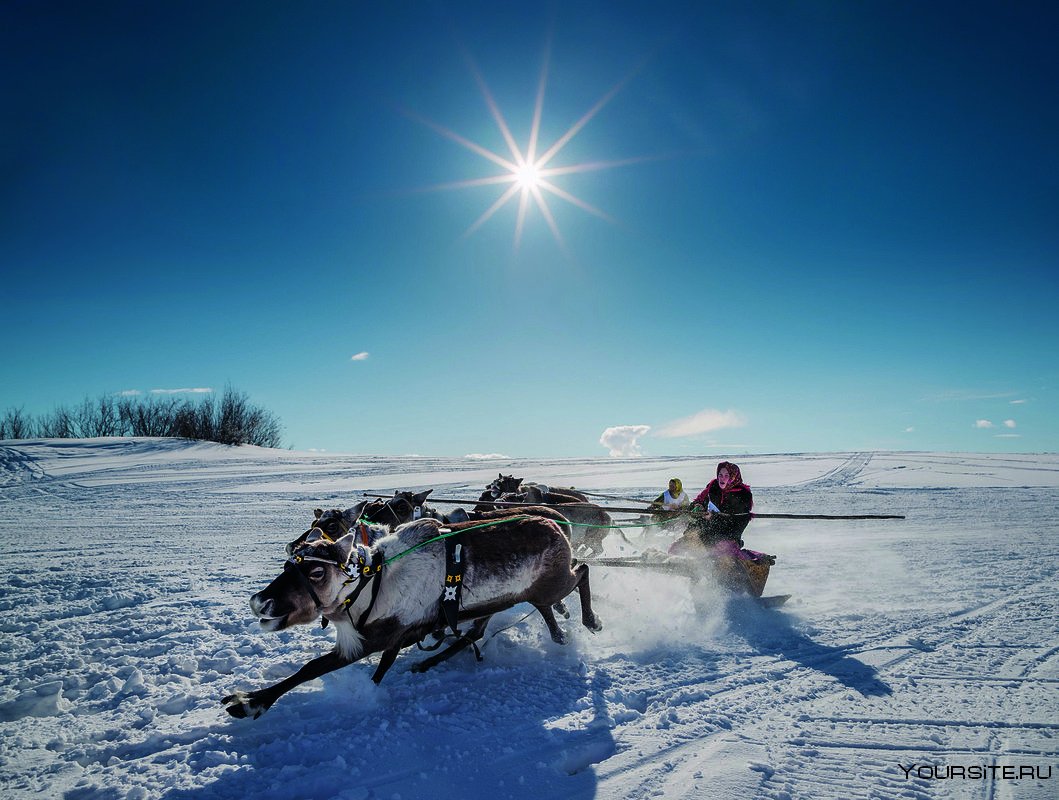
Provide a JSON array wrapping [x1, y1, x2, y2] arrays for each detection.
[[755, 593, 791, 609], [580, 547, 785, 605]]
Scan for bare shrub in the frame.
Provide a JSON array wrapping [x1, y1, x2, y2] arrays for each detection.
[[2, 388, 282, 447], [1, 407, 32, 439], [37, 405, 74, 438]]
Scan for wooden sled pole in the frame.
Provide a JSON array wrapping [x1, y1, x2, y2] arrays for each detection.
[[360, 494, 904, 520]]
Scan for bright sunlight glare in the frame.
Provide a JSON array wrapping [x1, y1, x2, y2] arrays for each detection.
[[515, 162, 541, 190], [406, 38, 657, 253]]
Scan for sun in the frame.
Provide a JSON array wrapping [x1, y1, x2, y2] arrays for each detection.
[[514, 162, 542, 191], [405, 40, 653, 253]]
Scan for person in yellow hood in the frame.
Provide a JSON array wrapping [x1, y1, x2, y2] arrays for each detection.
[[651, 478, 690, 511]]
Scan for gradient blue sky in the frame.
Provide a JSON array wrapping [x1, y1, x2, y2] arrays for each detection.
[[3, 0, 1056, 457]]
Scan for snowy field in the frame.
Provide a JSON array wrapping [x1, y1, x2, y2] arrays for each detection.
[[1, 439, 1057, 800]]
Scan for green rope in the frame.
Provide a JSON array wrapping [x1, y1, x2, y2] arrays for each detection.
[[361, 515, 535, 567], [357, 512, 684, 570]]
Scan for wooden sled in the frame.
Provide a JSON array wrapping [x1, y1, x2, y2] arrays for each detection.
[[581, 550, 789, 608]]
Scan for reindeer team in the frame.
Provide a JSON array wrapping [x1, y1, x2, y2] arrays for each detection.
[[223, 474, 613, 719]]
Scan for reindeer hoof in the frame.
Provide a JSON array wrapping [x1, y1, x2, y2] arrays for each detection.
[[553, 601, 570, 619], [223, 691, 268, 720], [550, 630, 568, 645], [585, 615, 603, 633]]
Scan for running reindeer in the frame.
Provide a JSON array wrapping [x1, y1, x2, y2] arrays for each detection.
[[224, 513, 603, 719], [475, 474, 625, 557]]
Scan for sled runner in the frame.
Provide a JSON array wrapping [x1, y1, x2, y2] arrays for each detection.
[[581, 546, 788, 607]]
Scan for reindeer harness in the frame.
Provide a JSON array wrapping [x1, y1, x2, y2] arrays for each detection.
[[288, 536, 384, 629], [291, 516, 532, 659]]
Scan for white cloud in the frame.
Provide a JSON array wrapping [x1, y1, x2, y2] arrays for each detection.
[[464, 453, 510, 460], [1010, 399, 1026, 404], [117, 390, 142, 397], [351, 352, 370, 361], [599, 425, 651, 458], [904, 427, 915, 433], [150, 387, 213, 395], [995, 434, 1022, 438], [974, 419, 994, 429], [1003, 419, 1016, 428], [654, 408, 747, 439]]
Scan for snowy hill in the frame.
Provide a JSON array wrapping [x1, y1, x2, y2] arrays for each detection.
[[1, 439, 1056, 799]]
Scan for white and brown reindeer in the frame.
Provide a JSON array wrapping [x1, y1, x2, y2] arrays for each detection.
[[223, 513, 603, 719]]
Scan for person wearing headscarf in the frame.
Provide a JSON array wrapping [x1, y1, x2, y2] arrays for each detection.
[[651, 478, 690, 511], [687, 461, 754, 545]]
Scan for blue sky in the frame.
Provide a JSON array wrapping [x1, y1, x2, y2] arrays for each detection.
[[2, 0, 1056, 457]]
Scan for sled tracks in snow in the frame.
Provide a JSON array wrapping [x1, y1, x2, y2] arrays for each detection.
[[0, 446, 47, 488], [799, 452, 873, 490]]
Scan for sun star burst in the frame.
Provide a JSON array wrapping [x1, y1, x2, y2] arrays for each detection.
[[406, 41, 654, 253]]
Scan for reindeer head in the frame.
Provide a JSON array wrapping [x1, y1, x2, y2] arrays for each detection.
[[522, 485, 545, 503], [392, 489, 433, 520], [489, 474, 523, 497], [285, 502, 367, 556], [252, 529, 360, 632]]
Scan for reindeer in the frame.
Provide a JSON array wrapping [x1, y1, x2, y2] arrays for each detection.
[[474, 476, 624, 558], [223, 515, 603, 719], [488, 473, 591, 503], [369, 489, 470, 525], [290, 495, 577, 621], [365, 489, 572, 535], [287, 493, 575, 551], [284, 502, 386, 556]]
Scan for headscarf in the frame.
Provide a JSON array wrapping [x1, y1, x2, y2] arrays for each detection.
[[669, 478, 683, 495], [716, 461, 743, 489]]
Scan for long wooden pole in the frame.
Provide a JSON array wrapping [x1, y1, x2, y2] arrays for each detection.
[[361, 494, 904, 520]]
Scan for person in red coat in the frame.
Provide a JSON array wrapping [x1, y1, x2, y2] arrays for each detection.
[[670, 462, 753, 555]]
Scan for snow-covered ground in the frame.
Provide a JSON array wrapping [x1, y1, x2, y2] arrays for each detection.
[[1, 439, 1056, 799]]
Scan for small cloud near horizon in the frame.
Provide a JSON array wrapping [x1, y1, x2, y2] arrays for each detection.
[[995, 433, 1022, 438], [465, 453, 510, 460], [905, 427, 915, 433], [974, 419, 994, 429], [654, 408, 747, 439], [1010, 399, 1026, 404], [1003, 419, 1016, 428], [351, 352, 370, 361], [150, 387, 212, 395], [117, 390, 142, 397], [600, 425, 650, 458]]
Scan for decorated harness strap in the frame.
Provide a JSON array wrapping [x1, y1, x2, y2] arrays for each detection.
[[336, 545, 384, 629], [441, 535, 464, 636], [438, 533, 483, 662]]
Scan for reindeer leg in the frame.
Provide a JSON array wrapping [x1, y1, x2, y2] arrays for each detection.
[[584, 529, 604, 557], [371, 647, 400, 684], [613, 526, 635, 549], [223, 649, 352, 719], [574, 564, 604, 633], [534, 604, 567, 644], [410, 617, 490, 674], [552, 600, 570, 618]]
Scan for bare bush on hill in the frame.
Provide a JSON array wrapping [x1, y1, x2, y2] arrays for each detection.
[[1, 387, 283, 448]]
